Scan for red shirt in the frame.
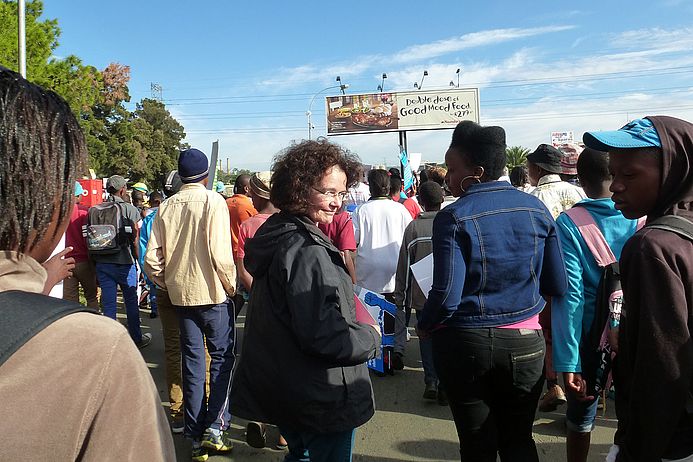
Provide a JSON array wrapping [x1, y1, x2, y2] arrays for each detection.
[[402, 198, 422, 220], [318, 211, 356, 251], [65, 203, 89, 263]]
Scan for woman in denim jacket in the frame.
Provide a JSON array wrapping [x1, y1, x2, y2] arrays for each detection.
[[418, 121, 568, 462]]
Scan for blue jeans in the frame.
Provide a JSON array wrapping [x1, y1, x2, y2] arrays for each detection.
[[566, 389, 599, 433], [433, 327, 545, 462], [278, 427, 356, 462], [416, 311, 438, 385], [177, 300, 235, 439], [96, 262, 142, 342]]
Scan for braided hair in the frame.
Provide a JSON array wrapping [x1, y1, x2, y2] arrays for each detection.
[[0, 67, 86, 254]]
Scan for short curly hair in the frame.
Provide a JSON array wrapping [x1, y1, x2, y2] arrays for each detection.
[[270, 139, 361, 215]]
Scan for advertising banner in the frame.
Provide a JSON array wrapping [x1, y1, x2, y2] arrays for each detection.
[[326, 88, 480, 135], [551, 131, 574, 147]]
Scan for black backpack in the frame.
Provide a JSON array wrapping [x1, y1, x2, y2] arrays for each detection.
[[84, 200, 134, 256], [0, 291, 96, 368]]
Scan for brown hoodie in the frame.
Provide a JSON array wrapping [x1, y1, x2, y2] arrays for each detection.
[[615, 116, 693, 461]]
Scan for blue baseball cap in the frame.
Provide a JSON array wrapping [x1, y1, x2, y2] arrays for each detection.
[[74, 181, 84, 197], [215, 181, 225, 193], [583, 117, 662, 151]]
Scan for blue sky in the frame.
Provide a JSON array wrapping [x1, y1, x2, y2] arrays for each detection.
[[44, 0, 693, 171]]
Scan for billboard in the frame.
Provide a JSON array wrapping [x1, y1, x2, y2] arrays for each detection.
[[551, 131, 574, 147], [326, 88, 480, 135]]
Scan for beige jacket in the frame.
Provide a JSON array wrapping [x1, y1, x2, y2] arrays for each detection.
[[144, 183, 236, 306], [0, 251, 175, 461]]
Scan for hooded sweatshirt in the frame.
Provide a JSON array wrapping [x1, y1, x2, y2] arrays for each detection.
[[615, 116, 693, 462], [229, 212, 379, 433]]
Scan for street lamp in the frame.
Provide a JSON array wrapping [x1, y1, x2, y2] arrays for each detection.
[[377, 73, 387, 92], [413, 70, 428, 90], [307, 83, 349, 140]]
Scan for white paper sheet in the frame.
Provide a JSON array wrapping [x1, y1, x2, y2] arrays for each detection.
[[410, 253, 434, 297]]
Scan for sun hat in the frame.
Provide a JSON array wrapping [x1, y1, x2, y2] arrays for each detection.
[[526, 144, 563, 174], [132, 182, 149, 193]]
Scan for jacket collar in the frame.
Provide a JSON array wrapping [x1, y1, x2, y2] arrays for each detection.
[[537, 174, 562, 187]]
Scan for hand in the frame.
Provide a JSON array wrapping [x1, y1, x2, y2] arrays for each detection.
[[42, 247, 75, 294], [608, 326, 619, 354], [563, 372, 594, 402], [415, 324, 430, 340]]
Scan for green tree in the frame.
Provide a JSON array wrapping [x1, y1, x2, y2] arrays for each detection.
[[506, 146, 530, 169]]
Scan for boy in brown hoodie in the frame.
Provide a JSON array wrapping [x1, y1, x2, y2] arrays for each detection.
[[584, 116, 693, 462]]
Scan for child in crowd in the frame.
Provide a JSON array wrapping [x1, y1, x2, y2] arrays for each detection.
[[583, 116, 693, 462]]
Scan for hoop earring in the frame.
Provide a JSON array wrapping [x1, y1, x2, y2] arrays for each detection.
[[459, 175, 481, 193]]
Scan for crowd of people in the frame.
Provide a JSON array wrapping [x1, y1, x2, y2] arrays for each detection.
[[1, 65, 693, 462]]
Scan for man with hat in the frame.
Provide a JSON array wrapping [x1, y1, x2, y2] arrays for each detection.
[[527, 143, 586, 413], [93, 175, 151, 348], [558, 143, 584, 186], [144, 148, 236, 460]]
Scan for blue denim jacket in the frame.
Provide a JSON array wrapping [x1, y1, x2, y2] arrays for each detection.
[[419, 181, 567, 329]]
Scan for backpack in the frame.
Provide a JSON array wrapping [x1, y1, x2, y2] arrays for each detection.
[[565, 206, 637, 397], [83, 200, 134, 255], [0, 291, 95, 368]]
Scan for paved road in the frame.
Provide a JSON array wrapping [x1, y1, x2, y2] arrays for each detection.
[[137, 308, 617, 461]]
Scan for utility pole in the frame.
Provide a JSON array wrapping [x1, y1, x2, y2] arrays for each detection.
[[150, 82, 163, 102], [18, 0, 26, 77]]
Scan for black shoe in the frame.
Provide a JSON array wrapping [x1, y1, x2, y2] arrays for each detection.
[[437, 388, 449, 406], [423, 383, 438, 401], [245, 421, 266, 449], [391, 352, 404, 371], [136, 333, 152, 349]]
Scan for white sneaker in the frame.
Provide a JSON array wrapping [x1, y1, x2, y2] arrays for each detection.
[[406, 329, 411, 342]]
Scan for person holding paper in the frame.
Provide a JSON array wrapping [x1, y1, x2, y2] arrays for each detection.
[[230, 140, 380, 462], [418, 121, 567, 462], [393, 181, 445, 403]]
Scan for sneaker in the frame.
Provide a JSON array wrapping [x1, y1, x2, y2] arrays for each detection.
[[191, 442, 208, 462], [538, 384, 567, 412], [391, 352, 404, 371], [171, 417, 184, 434], [136, 333, 152, 349], [406, 329, 411, 342], [201, 428, 233, 452], [245, 421, 266, 449], [423, 383, 438, 401], [437, 388, 449, 406]]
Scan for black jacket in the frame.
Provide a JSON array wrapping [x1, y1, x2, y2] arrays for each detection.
[[230, 212, 379, 433]]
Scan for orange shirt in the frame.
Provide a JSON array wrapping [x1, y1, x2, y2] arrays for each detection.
[[226, 194, 257, 260]]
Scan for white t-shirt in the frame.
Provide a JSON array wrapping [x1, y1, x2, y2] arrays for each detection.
[[354, 198, 413, 293]]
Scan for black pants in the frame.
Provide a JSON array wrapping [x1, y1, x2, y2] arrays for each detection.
[[432, 327, 545, 462]]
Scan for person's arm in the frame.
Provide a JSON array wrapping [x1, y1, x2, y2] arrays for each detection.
[[418, 211, 464, 331], [392, 224, 413, 310], [539, 217, 568, 297], [342, 250, 357, 284], [42, 247, 75, 295], [210, 197, 236, 297], [616, 249, 693, 461], [143, 213, 166, 289], [285, 245, 379, 366], [238, 258, 253, 291]]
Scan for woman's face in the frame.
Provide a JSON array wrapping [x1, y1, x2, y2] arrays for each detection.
[[305, 165, 347, 224], [444, 147, 478, 197], [608, 148, 661, 219]]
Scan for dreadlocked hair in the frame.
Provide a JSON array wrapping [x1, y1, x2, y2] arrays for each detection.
[[0, 67, 86, 254]]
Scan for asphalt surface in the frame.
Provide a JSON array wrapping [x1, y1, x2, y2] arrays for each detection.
[[135, 306, 617, 461]]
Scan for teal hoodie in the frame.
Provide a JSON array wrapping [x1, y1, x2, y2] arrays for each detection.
[[552, 198, 638, 373]]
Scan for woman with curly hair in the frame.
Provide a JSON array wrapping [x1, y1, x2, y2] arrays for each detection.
[[230, 139, 381, 461]]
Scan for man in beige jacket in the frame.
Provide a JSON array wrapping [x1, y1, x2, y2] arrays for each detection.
[[145, 148, 236, 461], [0, 67, 174, 461]]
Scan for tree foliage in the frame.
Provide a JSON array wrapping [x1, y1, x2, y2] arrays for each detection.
[[0, 0, 187, 188], [506, 146, 531, 169]]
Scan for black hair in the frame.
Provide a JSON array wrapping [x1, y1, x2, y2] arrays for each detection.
[[367, 169, 390, 197], [271, 139, 361, 215], [389, 175, 402, 196], [418, 181, 444, 209], [149, 191, 164, 204], [0, 67, 85, 253], [388, 167, 401, 179], [449, 120, 507, 180], [234, 174, 251, 194], [509, 165, 529, 187], [576, 147, 610, 189]]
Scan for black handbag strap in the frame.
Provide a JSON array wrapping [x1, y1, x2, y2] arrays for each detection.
[[646, 215, 693, 241], [0, 290, 96, 368]]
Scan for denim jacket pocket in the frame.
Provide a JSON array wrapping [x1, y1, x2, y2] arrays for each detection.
[[510, 348, 544, 394]]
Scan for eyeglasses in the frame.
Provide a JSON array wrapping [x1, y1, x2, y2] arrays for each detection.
[[312, 186, 348, 201]]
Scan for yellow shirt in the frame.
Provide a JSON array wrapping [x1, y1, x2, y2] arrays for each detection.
[[144, 183, 236, 306]]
